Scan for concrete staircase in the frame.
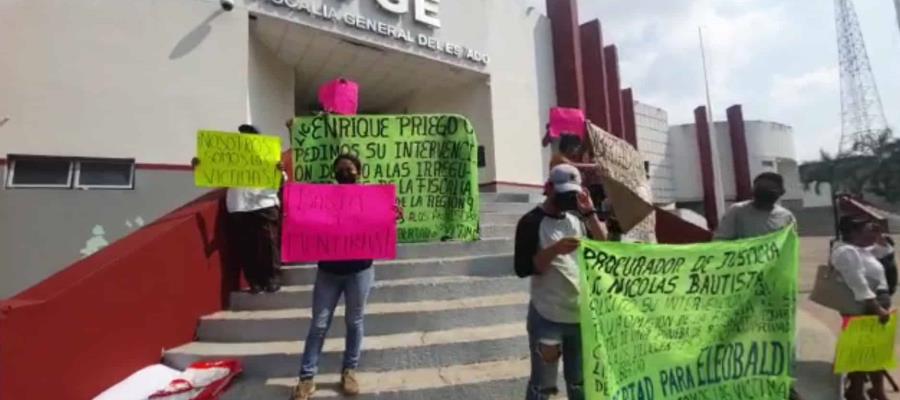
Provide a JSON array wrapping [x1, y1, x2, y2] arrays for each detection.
[[164, 193, 549, 399], [161, 192, 849, 399]]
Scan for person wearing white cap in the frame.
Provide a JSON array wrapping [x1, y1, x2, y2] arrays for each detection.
[[513, 164, 608, 400]]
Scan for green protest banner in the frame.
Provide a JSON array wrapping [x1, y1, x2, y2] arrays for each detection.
[[291, 114, 480, 243], [579, 226, 798, 400], [834, 314, 897, 373], [195, 130, 282, 189]]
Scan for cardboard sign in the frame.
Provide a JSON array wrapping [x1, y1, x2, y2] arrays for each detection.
[[587, 123, 656, 242], [548, 107, 586, 139], [318, 78, 359, 115], [834, 314, 898, 373], [281, 183, 397, 263], [194, 130, 282, 189], [291, 114, 480, 243], [579, 226, 799, 400]]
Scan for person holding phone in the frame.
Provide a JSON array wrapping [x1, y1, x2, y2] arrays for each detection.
[[513, 164, 607, 400]]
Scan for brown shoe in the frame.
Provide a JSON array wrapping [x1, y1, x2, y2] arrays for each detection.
[[341, 369, 360, 396], [291, 379, 315, 400]]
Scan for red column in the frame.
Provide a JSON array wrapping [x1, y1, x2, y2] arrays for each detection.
[[603, 45, 624, 138], [621, 88, 638, 149], [579, 20, 610, 130], [695, 106, 719, 230], [727, 105, 752, 201], [546, 0, 585, 109]]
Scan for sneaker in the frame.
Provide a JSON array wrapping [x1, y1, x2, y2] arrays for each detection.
[[249, 285, 264, 295], [291, 379, 315, 400], [341, 369, 360, 395]]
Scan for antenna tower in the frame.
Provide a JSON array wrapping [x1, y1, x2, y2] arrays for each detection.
[[834, 0, 888, 155]]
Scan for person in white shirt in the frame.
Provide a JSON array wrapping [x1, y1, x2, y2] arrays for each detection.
[[193, 124, 287, 294], [514, 164, 608, 400], [831, 216, 893, 400]]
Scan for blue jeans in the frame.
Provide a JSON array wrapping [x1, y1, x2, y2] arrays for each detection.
[[526, 304, 584, 400], [299, 268, 375, 378]]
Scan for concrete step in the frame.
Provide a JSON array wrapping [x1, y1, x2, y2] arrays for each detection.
[[395, 237, 512, 259], [232, 275, 526, 311], [167, 322, 527, 378], [282, 238, 512, 265], [280, 254, 514, 286], [480, 202, 537, 214], [198, 292, 529, 342], [221, 377, 531, 400], [481, 224, 516, 239], [219, 360, 569, 399], [479, 192, 542, 204], [481, 213, 522, 226]]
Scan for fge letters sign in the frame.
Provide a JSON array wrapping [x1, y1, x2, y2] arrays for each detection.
[[262, 0, 489, 65]]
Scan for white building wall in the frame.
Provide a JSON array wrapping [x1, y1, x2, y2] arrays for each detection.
[[744, 121, 802, 201], [248, 34, 295, 144], [669, 124, 704, 202], [485, 1, 556, 187], [401, 82, 495, 184], [634, 102, 674, 204], [0, 0, 250, 164], [711, 121, 737, 201], [668, 120, 801, 204]]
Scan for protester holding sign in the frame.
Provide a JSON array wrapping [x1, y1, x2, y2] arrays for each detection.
[[713, 172, 801, 400], [291, 114, 479, 243], [831, 217, 894, 400], [714, 173, 795, 240], [292, 154, 402, 400], [192, 124, 286, 294], [579, 226, 798, 400], [514, 164, 607, 400]]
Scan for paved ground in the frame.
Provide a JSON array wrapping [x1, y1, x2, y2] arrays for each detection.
[[797, 236, 900, 400]]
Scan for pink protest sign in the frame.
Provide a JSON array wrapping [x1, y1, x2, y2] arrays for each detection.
[[318, 78, 359, 115], [281, 183, 397, 263], [548, 107, 586, 139]]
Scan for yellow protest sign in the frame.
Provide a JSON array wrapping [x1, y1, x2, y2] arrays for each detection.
[[834, 314, 897, 373], [195, 130, 282, 189]]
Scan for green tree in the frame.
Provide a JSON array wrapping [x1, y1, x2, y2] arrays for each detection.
[[800, 129, 899, 202]]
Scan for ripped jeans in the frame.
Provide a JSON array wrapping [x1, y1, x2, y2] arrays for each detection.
[[526, 304, 584, 400]]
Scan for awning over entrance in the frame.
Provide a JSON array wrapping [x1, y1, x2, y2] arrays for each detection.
[[251, 15, 487, 113]]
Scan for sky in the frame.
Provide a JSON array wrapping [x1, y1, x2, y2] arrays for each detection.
[[531, 0, 900, 161]]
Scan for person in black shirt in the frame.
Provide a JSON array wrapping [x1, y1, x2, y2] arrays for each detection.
[[293, 154, 400, 400]]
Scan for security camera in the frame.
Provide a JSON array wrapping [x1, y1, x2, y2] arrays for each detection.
[[220, 0, 235, 11]]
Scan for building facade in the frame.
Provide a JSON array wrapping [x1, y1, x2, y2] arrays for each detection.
[[634, 102, 675, 204], [1, 0, 564, 297], [0, 0, 797, 298], [668, 120, 803, 208], [634, 101, 803, 209]]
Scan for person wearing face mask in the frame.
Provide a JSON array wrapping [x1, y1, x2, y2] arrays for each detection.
[[714, 172, 796, 240], [191, 124, 287, 294], [714, 172, 800, 400], [831, 217, 894, 400], [293, 153, 402, 400], [514, 164, 608, 400]]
